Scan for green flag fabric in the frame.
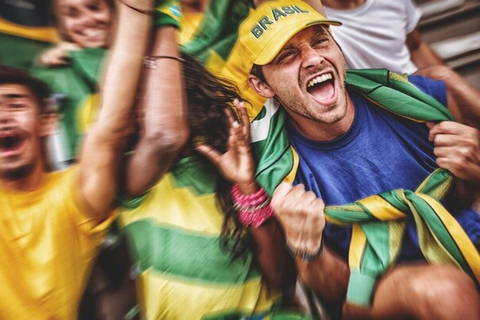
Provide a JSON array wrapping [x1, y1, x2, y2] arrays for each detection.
[[32, 48, 106, 160], [250, 68, 480, 306]]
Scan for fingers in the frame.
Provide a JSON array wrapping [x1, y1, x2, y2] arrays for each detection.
[[428, 122, 480, 182], [233, 99, 251, 140], [428, 121, 469, 141], [195, 144, 221, 166], [272, 182, 325, 252]]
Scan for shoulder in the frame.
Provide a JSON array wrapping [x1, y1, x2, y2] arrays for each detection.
[[408, 74, 448, 107]]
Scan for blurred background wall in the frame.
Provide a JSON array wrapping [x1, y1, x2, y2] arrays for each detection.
[[415, 0, 480, 89]]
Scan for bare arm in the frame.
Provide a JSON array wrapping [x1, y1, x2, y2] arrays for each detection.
[[79, 0, 153, 218], [123, 26, 188, 197], [407, 28, 445, 69], [271, 182, 350, 303]]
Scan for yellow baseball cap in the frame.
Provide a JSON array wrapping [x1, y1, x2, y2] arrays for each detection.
[[238, 0, 341, 69]]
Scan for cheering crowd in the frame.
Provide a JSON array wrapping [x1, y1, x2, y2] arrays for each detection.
[[0, 0, 479, 319]]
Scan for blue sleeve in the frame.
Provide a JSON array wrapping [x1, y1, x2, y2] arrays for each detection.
[[407, 75, 448, 107]]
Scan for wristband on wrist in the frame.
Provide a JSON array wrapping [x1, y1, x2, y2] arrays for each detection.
[[231, 184, 275, 228], [143, 55, 185, 69], [286, 238, 324, 262], [119, 0, 153, 15]]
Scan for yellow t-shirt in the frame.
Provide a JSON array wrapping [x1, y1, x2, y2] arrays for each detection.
[[0, 167, 111, 319]]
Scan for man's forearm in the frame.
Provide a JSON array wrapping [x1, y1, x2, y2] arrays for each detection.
[[250, 219, 296, 293], [124, 26, 188, 197], [96, 1, 153, 137], [296, 245, 349, 304]]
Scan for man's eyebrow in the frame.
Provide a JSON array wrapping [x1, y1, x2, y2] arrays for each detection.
[[0, 93, 32, 99]]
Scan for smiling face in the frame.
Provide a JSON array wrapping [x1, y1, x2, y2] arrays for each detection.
[[0, 84, 48, 181], [249, 25, 354, 141], [55, 0, 113, 48]]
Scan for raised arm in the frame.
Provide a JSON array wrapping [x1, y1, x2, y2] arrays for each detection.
[[79, 0, 154, 218], [123, 24, 188, 197], [271, 182, 350, 303]]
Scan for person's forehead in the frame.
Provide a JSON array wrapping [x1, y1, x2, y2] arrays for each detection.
[[0, 84, 35, 98], [283, 25, 330, 48], [57, 0, 106, 9]]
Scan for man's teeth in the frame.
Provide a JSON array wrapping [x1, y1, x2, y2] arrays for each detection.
[[83, 29, 101, 37], [307, 73, 333, 88]]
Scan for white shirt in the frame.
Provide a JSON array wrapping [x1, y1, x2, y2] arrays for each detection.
[[325, 0, 422, 74]]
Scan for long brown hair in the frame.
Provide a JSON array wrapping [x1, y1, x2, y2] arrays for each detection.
[[181, 53, 252, 259]]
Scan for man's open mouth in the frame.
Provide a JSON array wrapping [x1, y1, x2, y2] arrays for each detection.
[[0, 132, 26, 157], [306, 72, 336, 104]]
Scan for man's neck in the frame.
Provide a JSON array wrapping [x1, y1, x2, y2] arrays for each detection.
[[322, 0, 366, 10], [0, 163, 47, 193]]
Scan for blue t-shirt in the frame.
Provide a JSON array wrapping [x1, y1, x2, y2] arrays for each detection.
[[289, 75, 480, 261]]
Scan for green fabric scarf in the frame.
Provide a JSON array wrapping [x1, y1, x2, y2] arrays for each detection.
[[251, 68, 480, 306]]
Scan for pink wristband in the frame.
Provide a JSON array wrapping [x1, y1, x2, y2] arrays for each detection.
[[231, 184, 275, 228]]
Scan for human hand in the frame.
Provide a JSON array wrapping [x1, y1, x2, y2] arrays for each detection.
[[196, 99, 257, 194], [38, 42, 80, 66], [271, 182, 325, 254], [427, 121, 480, 185]]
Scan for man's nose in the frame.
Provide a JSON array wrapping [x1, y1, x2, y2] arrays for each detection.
[[301, 46, 324, 69], [0, 108, 14, 124], [76, 13, 96, 26]]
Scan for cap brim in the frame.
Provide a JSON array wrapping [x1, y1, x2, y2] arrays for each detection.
[[254, 19, 341, 66]]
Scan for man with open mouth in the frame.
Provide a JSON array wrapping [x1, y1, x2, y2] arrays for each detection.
[[238, 0, 480, 319], [0, 0, 153, 318]]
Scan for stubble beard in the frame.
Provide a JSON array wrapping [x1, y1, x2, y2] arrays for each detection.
[[0, 161, 35, 181]]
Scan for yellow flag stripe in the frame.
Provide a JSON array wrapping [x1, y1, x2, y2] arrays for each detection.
[[418, 194, 480, 282], [0, 17, 58, 43], [357, 194, 406, 221], [138, 270, 276, 320], [349, 224, 367, 270]]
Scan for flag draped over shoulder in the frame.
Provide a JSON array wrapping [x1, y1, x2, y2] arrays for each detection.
[[251, 68, 480, 306], [180, 0, 250, 73]]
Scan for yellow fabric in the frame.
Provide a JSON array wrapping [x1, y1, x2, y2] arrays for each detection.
[[236, 1, 340, 66], [120, 174, 223, 235], [178, 8, 267, 120], [0, 16, 58, 43], [119, 172, 277, 319], [178, 12, 204, 46], [78, 93, 100, 133], [357, 195, 406, 221], [349, 224, 367, 270], [138, 269, 274, 320], [418, 194, 480, 280], [0, 167, 110, 319]]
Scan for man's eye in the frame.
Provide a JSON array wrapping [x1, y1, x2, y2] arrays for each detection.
[[8, 103, 26, 110], [278, 51, 295, 62], [65, 8, 79, 18], [88, 4, 100, 11], [313, 38, 328, 47]]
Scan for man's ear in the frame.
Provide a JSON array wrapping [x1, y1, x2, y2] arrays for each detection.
[[248, 75, 275, 99], [39, 113, 58, 137]]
